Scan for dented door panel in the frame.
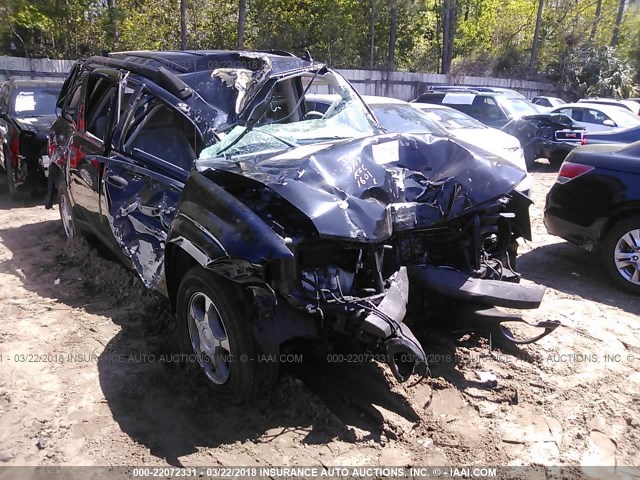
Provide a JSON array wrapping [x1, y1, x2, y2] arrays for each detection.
[[102, 156, 183, 289]]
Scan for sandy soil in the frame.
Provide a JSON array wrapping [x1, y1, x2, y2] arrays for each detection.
[[0, 163, 639, 474]]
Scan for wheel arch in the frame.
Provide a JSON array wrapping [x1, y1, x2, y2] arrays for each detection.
[[598, 203, 640, 248]]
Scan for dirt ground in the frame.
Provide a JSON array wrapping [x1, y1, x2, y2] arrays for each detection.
[[0, 162, 639, 476]]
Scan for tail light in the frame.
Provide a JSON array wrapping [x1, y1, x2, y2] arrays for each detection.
[[557, 161, 594, 184], [581, 133, 587, 145], [7, 135, 20, 169]]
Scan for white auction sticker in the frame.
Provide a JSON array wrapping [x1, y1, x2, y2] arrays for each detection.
[[371, 140, 399, 165]]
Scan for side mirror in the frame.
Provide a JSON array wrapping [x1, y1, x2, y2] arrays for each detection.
[[602, 119, 616, 127]]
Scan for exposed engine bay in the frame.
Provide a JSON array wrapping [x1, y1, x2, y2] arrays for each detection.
[[183, 131, 560, 383]]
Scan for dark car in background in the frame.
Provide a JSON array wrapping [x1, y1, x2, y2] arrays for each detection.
[[0, 79, 63, 196], [502, 113, 585, 167], [412, 89, 538, 128], [424, 85, 527, 98], [544, 141, 640, 294], [570, 124, 640, 146], [50, 50, 556, 403]]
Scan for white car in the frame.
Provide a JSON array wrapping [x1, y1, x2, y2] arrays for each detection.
[[412, 103, 528, 168], [549, 102, 640, 132], [304, 94, 532, 194]]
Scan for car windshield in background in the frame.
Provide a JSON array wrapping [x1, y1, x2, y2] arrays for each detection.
[[10, 88, 59, 117], [609, 108, 640, 129], [199, 70, 381, 159], [417, 107, 485, 130], [498, 97, 537, 117], [369, 103, 448, 136]]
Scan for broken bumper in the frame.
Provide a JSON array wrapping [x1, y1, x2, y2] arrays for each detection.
[[408, 265, 560, 344], [359, 267, 428, 382]]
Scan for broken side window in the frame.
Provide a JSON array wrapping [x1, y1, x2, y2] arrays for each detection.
[[124, 97, 201, 172]]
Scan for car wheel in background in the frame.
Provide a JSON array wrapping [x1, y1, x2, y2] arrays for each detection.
[[175, 266, 275, 404], [4, 147, 17, 198], [58, 187, 76, 240], [548, 153, 565, 169], [601, 216, 640, 295], [523, 145, 535, 169]]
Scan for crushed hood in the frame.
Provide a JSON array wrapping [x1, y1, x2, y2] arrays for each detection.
[[198, 133, 527, 242]]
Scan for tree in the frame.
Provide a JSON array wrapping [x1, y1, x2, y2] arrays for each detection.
[[180, 0, 187, 49], [530, 0, 544, 71], [369, 0, 376, 67], [441, 0, 456, 73], [388, 0, 398, 69], [590, 0, 602, 40], [238, 0, 247, 49], [611, 0, 626, 47]]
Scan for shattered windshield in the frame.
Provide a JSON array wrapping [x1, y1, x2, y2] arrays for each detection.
[[198, 69, 382, 159]]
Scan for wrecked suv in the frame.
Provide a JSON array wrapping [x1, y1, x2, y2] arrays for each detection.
[[50, 51, 558, 403]]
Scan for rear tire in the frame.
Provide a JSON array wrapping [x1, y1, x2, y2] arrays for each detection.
[[523, 145, 535, 169], [601, 216, 640, 295], [4, 147, 17, 198], [58, 187, 76, 240], [175, 266, 274, 404], [548, 152, 565, 169]]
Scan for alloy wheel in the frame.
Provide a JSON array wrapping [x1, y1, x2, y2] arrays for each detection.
[[187, 291, 231, 384], [613, 228, 640, 286]]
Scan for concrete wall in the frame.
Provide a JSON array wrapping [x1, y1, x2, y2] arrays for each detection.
[[0, 56, 74, 81], [0, 55, 554, 100]]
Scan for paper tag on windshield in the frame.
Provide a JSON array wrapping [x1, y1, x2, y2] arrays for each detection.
[[14, 92, 36, 113], [372, 140, 399, 165]]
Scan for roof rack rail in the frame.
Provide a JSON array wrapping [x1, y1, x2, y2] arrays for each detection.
[[108, 51, 192, 73], [428, 85, 504, 94], [425, 88, 481, 94], [85, 56, 193, 100], [255, 49, 299, 58]]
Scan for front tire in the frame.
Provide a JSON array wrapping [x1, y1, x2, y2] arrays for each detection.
[[601, 216, 640, 295], [175, 266, 272, 404]]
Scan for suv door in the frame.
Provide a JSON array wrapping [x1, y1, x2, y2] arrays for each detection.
[[67, 69, 134, 239], [98, 93, 201, 288]]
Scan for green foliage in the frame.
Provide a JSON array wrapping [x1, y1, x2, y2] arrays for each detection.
[[0, 0, 638, 95]]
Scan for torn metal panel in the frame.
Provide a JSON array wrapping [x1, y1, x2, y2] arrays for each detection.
[[103, 161, 182, 289]]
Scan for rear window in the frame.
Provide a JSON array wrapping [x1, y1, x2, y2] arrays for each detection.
[[417, 107, 485, 130], [369, 103, 448, 136], [498, 97, 537, 117], [10, 87, 60, 117]]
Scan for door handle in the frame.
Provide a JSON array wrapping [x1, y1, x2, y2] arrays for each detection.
[[106, 175, 128, 188]]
